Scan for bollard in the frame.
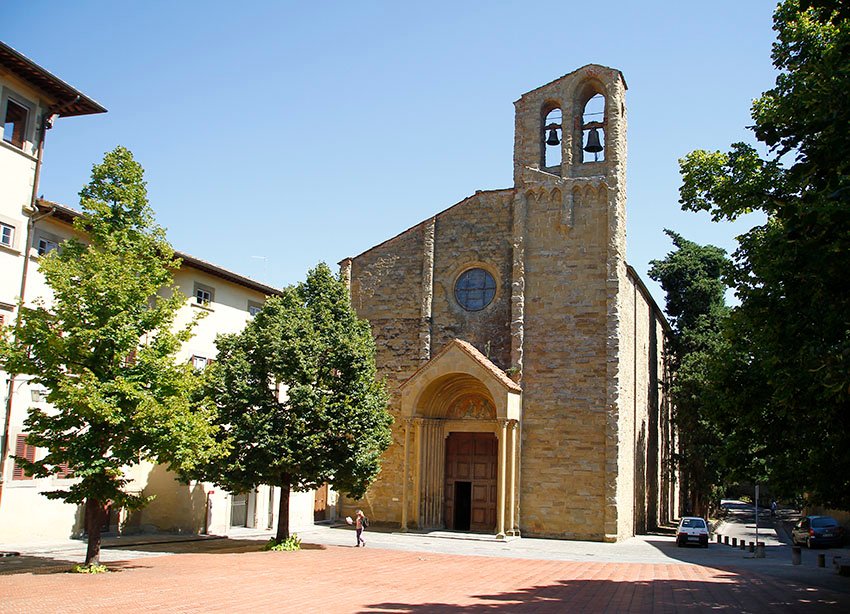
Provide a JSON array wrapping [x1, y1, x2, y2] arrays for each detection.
[[792, 546, 802, 565], [741, 541, 747, 551], [833, 556, 842, 570], [818, 553, 825, 568], [749, 541, 755, 553], [716, 534, 721, 543], [724, 535, 729, 545], [732, 537, 738, 547]]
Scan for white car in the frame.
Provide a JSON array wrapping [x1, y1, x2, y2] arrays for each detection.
[[676, 516, 709, 547]]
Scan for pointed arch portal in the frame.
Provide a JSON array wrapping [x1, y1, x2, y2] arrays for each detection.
[[398, 339, 521, 537]]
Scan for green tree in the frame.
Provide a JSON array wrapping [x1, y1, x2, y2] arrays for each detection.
[[678, 1, 850, 507], [204, 263, 392, 543], [649, 230, 731, 516], [0, 147, 221, 567]]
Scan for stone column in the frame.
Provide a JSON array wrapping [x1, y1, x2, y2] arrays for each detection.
[[510, 194, 526, 382], [419, 218, 436, 363], [339, 258, 352, 293], [412, 418, 423, 529], [507, 419, 518, 535], [416, 419, 445, 529], [497, 420, 508, 538], [401, 419, 411, 531]]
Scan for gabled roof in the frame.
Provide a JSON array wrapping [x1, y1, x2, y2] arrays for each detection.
[[0, 41, 106, 117], [342, 188, 514, 264], [401, 338, 521, 393], [515, 64, 628, 102]]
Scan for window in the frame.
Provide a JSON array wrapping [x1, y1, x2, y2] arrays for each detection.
[[0, 222, 14, 248], [248, 301, 263, 317], [455, 268, 497, 312], [194, 282, 214, 306], [3, 98, 29, 149], [191, 355, 211, 370], [12, 434, 36, 481], [37, 236, 58, 256]]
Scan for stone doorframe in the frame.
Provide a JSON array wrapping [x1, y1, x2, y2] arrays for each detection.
[[397, 339, 522, 538]]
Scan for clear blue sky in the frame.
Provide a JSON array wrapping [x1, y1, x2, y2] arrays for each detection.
[[4, 1, 778, 307]]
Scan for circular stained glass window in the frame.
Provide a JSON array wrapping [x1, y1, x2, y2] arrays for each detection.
[[455, 268, 496, 312]]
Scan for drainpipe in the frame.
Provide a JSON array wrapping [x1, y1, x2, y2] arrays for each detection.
[[0, 95, 78, 509]]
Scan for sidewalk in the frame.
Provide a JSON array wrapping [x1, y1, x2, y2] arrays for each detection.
[[3, 526, 850, 613], [4, 522, 850, 594]]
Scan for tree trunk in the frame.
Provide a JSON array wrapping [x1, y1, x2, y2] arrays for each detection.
[[84, 498, 104, 566], [275, 475, 291, 543]]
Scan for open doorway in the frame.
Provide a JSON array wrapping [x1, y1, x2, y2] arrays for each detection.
[[453, 481, 472, 530]]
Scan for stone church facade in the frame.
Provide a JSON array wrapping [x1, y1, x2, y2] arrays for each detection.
[[341, 65, 678, 541]]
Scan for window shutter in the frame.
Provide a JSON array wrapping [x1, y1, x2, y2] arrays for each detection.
[[57, 461, 73, 479], [123, 348, 137, 367], [12, 434, 35, 480]]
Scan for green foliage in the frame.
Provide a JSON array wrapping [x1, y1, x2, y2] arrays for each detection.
[[202, 263, 392, 541], [649, 230, 730, 515], [263, 534, 301, 551], [677, 1, 850, 508], [70, 563, 108, 574], [0, 147, 223, 564]]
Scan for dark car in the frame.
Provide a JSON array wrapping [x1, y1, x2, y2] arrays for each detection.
[[791, 515, 845, 548]]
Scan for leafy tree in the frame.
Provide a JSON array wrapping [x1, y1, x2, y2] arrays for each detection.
[[677, 1, 850, 507], [0, 147, 221, 567], [649, 230, 730, 516], [204, 263, 392, 543]]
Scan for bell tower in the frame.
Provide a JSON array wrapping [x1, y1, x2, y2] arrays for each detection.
[[512, 64, 626, 189], [508, 64, 632, 541]]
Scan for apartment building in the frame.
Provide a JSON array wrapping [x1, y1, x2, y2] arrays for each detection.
[[0, 42, 322, 540]]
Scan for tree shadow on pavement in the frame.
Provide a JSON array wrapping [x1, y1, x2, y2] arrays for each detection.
[[366, 575, 850, 613], [0, 554, 79, 576], [107, 538, 327, 555], [0, 539, 328, 575]]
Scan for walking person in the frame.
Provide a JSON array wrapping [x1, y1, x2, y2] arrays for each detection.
[[355, 509, 367, 547]]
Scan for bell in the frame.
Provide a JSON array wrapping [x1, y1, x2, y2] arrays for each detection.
[[546, 127, 560, 146], [584, 127, 603, 153]]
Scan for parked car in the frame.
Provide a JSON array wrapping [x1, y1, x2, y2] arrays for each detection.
[[791, 516, 845, 548], [676, 516, 710, 548]]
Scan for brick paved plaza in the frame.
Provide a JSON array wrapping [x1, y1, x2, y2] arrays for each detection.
[[2, 541, 849, 613]]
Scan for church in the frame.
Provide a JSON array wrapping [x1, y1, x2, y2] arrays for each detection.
[[340, 65, 678, 541]]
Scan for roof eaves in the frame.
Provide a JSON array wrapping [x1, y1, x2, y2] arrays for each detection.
[[0, 41, 107, 117], [34, 199, 279, 296]]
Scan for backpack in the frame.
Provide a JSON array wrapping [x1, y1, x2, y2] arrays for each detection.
[[362, 516, 369, 528]]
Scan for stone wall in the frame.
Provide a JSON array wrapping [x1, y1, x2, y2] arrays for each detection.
[[345, 190, 514, 523]]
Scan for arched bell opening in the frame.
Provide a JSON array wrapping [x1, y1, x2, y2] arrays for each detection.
[[574, 81, 606, 164], [540, 102, 563, 172], [581, 94, 605, 162]]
